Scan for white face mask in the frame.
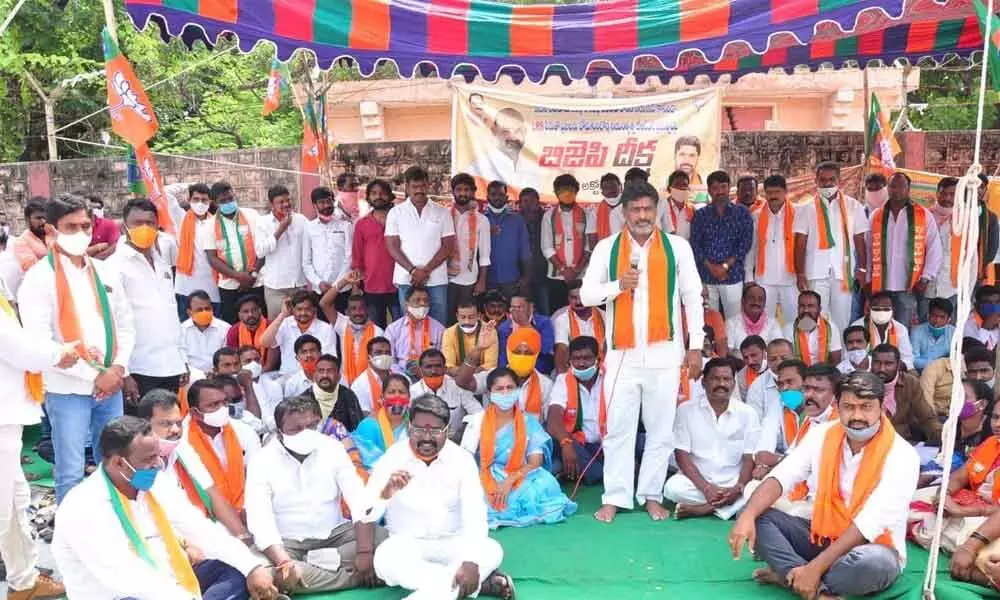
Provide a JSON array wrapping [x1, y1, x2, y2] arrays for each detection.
[[797, 316, 817, 332], [603, 194, 621, 205], [487, 204, 506, 214], [459, 323, 478, 334], [200, 406, 230, 428], [870, 308, 893, 326], [57, 231, 92, 257], [190, 201, 210, 216], [282, 429, 321, 455], [846, 348, 868, 365], [408, 305, 429, 320], [818, 187, 839, 200], [243, 361, 262, 380], [370, 354, 393, 371], [91, 208, 104, 220], [671, 190, 690, 204]]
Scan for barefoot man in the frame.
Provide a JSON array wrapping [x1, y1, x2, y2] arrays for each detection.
[[729, 370, 919, 599], [580, 181, 704, 523]]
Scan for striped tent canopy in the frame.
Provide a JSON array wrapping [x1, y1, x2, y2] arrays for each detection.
[[125, 0, 914, 81]]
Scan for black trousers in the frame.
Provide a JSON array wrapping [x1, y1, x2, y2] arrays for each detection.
[[127, 373, 184, 415], [365, 292, 401, 329], [219, 286, 265, 325], [447, 283, 476, 326]]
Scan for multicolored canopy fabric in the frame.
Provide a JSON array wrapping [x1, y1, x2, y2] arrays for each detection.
[[125, 0, 911, 81]]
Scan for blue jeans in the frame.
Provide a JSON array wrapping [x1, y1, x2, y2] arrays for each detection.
[[46, 390, 123, 503], [397, 284, 448, 327], [195, 559, 249, 600], [886, 291, 918, 331]]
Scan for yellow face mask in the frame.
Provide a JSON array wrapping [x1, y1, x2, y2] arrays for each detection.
[[556, 190, 577, 206], [507, 352, 538, 378], [127, 224, 158, 250]]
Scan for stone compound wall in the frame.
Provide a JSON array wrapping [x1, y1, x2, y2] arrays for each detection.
[[1, 132, 997, 231]]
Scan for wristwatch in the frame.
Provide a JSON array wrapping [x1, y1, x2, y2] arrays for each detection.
[[722, 262, 730, 271]]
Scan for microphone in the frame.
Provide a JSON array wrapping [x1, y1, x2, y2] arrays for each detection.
[[629, 257, 639, 271]]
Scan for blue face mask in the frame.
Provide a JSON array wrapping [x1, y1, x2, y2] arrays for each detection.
[[124, 458, 160, 491], [490, 391, 519, 411], [218, 200, 238, 216], [571, 364, 598, 381], [779, 389, 805, 411], [929, 324, 948, 337]]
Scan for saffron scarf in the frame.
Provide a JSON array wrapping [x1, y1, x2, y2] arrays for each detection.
[[782, 407, 804, 449], [744, 367, 760, 391], [237, 319, 269, 363], [523, 372, 543, 417], [343, 322, 375, 382], [596, 201, 614, 240], [186, 423, 245, 510], [871, 203, 927, 293], [552, 205, 587, 268], [0, 295, 43, 402], [966, 436, 1000, 503], [175, 455, 215, 519], [794, 318, 831, 366], [563, 371, 607, 443], [816, 193, 855, 291], [668, 201, 694, 234], [407, 317, 431, 360], [867, 319, 899, 349], [756, 203, 795, 276], [810, 415, 895, 548], [48, 251, 117, 368], [786, 408, 839, 501], [375, 408, 396, 448], [677, 364, 691, 405], [175, 210, 199, 276], [13, 230, 48, 271], [609, 229, 676, 350], [214, 212, 256, 274], [951, 207, 995, 286], [101, 468, 201, 597], [451, 207, 478, 272], [366, 369, 383, 413], [479, 404, 528, 510], [568, 309, 605, 355]]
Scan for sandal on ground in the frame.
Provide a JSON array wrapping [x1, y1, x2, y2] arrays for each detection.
[[480, 570, 515, 599]]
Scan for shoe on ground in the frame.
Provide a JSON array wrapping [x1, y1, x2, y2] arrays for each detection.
[[8, 572, 66, 600]]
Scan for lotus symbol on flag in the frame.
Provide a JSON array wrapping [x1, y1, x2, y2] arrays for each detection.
[[266, 75, 279, 99], [109, 71, 153, 123], [141, 158, 162, 198], [306, 142, 319, 158]]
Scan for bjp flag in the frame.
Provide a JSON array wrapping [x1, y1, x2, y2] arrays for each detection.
[[262, 58, 283, 116], [132, 144, 175, 235], [104, 27, 158, 148], [301, 124, 321, 174]]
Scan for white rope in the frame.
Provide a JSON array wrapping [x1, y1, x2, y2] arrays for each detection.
[[921, 0, 993, 596], [0, 0, 28, 38]]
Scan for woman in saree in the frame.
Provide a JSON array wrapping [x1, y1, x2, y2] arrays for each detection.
[[461, 367, 577, 529], [910, 380, 1000, 551], [353, 373, 411, 470]]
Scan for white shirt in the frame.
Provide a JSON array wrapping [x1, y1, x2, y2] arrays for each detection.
[[448, 208, 492, 286], [302, 217, 353, 291], [0, 294, 61, 425], [254, 212, 308, 289], [850, 318, 915, 370], [363, 440, 489, 543], [53, 469, 263, 600], [552, 306, 606, 347], [746, 370, 779, 424], [662, 199, 695, 240], [162, 442, 214, 493], [410, 376, 483, 434], [174, 213, 220, 302], [782, 320, 844, 360], [0, 249, 24, 300], [253, 377, 285, 431], [107, 241, 186, 377], [473, 369, 554, 418], [272, 317, 338, 376], [768, 421, 920, 565], [246, 434, 367, 551], [197, 208, 260, 291], [549, 373, 604, 443], [866, 203, 943, 291], [283, 370, 312, 399], [747, 203, 797, 286], [964, 318, 999, 351], [725, 314, 783, 353], [793, 193, 869, 281], [540, 206, 596, 279], [351, 368, 390, 414], [17, 254, 136, 395], [179, 317, 231, 373], [384, 199, 456, 287], [580, 230, 705, 367], [333, 317, 385, 361], [674, 395, 760, 486], [465, 144, 541, 193]]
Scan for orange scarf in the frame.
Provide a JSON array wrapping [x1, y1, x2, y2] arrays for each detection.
[[479, 404, 527, 510], [610, 230, 675, 349], [366, 369, 383, 413], [343, 322, 375, 382], [668, 201, 694, 234], [815, 193, 856, 291], [871, 203, 928, 293], [553, 204, 586, 268], [596, 201, 614, 240], [868, 319, 898, 349], [375, 408, 396, 447], [810, 415, 895, 548], [523, 372, 543, 417], [452, 207, 477, 272], [13, 230, 48, 271], [756, 203, 795, 276], [744, 367, 759, 391], [795, 318, 831, 366], [50, 252, 117, 368], [186, 423, 245, 510], [677, 364, 692, 405], [0, 296, 43, 403], [407, 317, 431, 361], [966, 436, 1000, 503], [175, 210, 199, 276], [214, 211, 256, 275], [568, 309, 605, 355], [782, 408, 804, 449], [786, 408, 839, 501], [563, 372, 607, 443], [176, 386, 190, 418], [237, 319, 268, 363]]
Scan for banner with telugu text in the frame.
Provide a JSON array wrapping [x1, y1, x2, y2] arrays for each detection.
[[451, 84, 721, 204]]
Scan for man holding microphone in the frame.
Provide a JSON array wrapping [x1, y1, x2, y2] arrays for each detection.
[[581, 181, 705, 523]]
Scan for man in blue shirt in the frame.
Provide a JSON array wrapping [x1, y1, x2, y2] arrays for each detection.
[[911, 297, 956, 372], [496, 293, 555, 375], [690, 170, 754, 320], [485, 181, 532, 302]]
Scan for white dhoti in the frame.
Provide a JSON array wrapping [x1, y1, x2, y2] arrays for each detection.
[[760, 283, 799, 326], [664, 473, 746, 520], [601, 349, 680, 509], [809, 278, 853, 330], [374, 535, 504, 600], [0, 424, 39, 590]]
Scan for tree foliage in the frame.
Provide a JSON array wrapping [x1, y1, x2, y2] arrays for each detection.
[[906, 68, 1000, 131]]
